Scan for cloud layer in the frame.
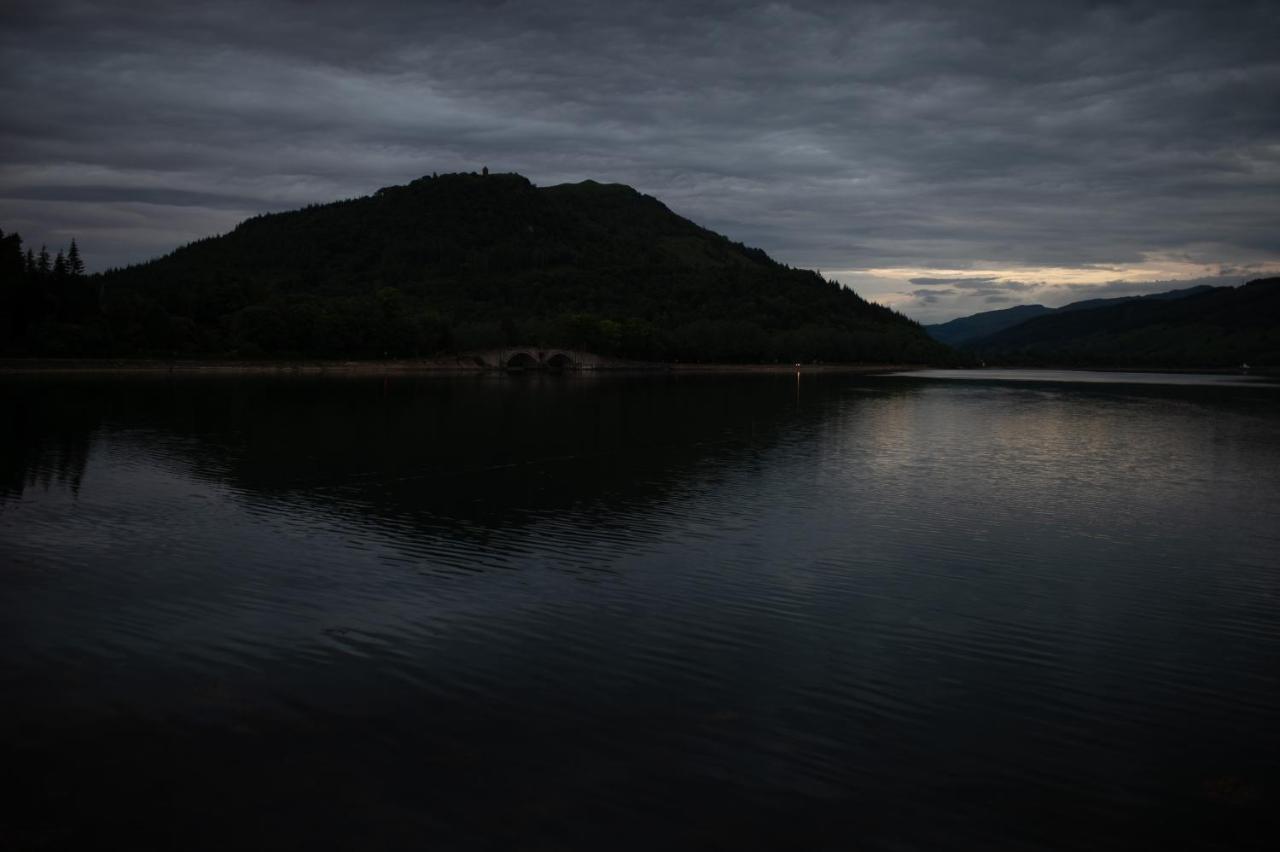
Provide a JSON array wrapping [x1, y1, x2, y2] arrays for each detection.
[[2, 0, 1277, 320]]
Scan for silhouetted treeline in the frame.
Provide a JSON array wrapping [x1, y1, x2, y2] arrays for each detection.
[[1, 229, 102, 354], [3, 173, 958, 363]]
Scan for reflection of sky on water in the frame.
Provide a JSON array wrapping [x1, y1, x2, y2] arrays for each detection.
[[3, 372, 1279, 849], [893, 368, 1280, 387]]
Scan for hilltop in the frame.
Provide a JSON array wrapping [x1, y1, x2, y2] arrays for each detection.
[[2, 172, 952, 364]]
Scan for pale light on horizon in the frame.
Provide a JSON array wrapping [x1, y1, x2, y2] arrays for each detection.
[[828, 255, 1280, 324]]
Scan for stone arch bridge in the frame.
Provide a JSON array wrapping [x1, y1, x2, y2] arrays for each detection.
[[464, 348, 621, 371]]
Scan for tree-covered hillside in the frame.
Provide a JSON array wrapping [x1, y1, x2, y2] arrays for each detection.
[[2, 173, 953, 364], [969, 277, 1280, 367], [926, 304, 1055, 347], [926, 285, 1216, 348]]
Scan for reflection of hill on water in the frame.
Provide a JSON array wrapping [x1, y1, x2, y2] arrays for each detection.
[[6, 372, 1271, 526], [0, 373, 890, 534]]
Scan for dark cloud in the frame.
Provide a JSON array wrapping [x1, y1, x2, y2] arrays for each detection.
[[1, 0, 1277, 306], [908, 277, 1037, 292], [0, 185, 268, 210], [909, 287, 957, 304], [910, 277, 1001, 288]]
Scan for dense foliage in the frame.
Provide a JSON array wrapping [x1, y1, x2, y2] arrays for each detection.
[[968, 278, 1280, 367], [2, 173, 954, 364], [0, 229, 100, 355]]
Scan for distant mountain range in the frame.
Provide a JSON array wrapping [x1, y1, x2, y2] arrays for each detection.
[[926, 285, 1215, 347], [2, 172, 953, 364], [926, 279, 1280, 367]]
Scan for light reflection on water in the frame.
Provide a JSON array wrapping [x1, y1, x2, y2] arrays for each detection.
[[2, 372, 1279, 850], [893, 367, 1279, 387]]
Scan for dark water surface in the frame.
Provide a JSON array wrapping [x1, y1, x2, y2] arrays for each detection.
[[3, 371, 1279, 850]]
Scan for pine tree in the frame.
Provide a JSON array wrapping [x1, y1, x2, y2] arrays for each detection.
[[53, 250, 68, 278], [37, 245, 51, 275], [25, 248, 35, 274], [0, 229, 23, 280], [67, 238, 85, 276]]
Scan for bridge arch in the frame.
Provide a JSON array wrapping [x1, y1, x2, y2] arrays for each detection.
[[546, 352, 575, 370], [480, 347, 601, 370], [505, 351, 538, 370]]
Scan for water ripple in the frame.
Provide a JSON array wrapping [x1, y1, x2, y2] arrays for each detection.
[[3, 373, 1279, 849]]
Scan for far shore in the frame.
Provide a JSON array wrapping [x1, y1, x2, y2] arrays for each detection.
[[0, 357, 923, 376], [2, 359, 1270, 377]]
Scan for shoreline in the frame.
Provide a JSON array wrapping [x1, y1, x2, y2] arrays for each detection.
[[959, 364, 1277, 377], [0, 357, 922, 376], [3, 359, 1267, 377], [670, 362, 917, 374]]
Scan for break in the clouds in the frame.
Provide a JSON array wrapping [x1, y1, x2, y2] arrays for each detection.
[[2, 0, 1278, 321]]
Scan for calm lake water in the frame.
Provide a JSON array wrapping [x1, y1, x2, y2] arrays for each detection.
[[3, 370, 1279, 850]]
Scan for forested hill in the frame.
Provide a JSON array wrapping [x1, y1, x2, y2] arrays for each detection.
[[926, 304, 1055, 347], [969, 277, 1280, 367], [925, 284, 1215, 347], [2, 172, 953, 363]]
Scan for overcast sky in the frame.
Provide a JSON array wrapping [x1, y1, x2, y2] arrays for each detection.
[[2, 0, 1277, 321]]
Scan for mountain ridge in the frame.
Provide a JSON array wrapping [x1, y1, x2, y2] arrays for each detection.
[[967, 278, 1280, 367], [3, 172, 953, 363], [925, 284, 1215, 347]]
